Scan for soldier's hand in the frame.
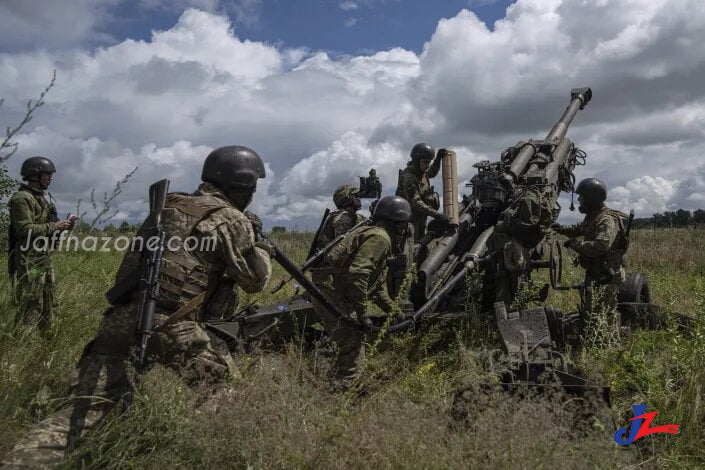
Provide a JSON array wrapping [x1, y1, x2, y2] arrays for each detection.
[[54, 220, 73, 231], [245, 211, 263, 235], [436, 148, 450, 159], [255, 239, 275, 257], [563, 238, 579, 250]]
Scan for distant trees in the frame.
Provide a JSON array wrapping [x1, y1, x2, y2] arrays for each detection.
[[633, 209, 705, 229]]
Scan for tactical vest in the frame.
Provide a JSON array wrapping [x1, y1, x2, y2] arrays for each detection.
[[579, 207, 629, 281], [396, 166, 439, 220], [155, 192, 231, 313], [7, 187, 57, 278], [323, 225, 386, 270]]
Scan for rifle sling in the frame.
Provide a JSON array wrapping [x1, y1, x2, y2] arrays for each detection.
[[154, 291, 206, 332]]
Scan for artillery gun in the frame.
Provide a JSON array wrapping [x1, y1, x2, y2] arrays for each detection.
[[206, 88, 659, 399]]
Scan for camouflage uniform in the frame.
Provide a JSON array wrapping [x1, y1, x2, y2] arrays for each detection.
[[559, 205, 628, 316], [311, 225, 394, 387], [7, 184, 59, 330], [315, 210, 368, 251], [395, 160, 441, 240], [1, 183, 271, 469], [366, 172, 382, 199]]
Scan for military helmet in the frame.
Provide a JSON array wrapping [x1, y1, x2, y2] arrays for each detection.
[[20, 156, 56, 180], [369, 168, 376, 176], [410, 143, 434, 163], [333, 184, 360, 209], [201, 146, 265, 191], [372, 195, 411, 222], [575, 178, 607, 206]]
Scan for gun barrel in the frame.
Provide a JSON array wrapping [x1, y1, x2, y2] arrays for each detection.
[[507, 88, 591, 181]]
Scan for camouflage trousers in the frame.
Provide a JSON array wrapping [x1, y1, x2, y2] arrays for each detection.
[[310, 288, 367, 389], [0, 304, 236, 469], [12, 257, 58, 331]]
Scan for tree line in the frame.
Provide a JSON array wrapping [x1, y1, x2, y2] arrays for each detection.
[[632, 209, 705, 229]]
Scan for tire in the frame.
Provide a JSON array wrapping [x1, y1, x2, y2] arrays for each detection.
[[618, 272, 651, 303]]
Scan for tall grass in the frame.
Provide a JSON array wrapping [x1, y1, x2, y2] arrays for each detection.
[[0, 228, 703, 468]]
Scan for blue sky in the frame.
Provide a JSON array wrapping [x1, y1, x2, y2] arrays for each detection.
[[1, 0, 704, 228]]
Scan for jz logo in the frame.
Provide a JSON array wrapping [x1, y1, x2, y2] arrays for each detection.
[[614, 404, 679, 445]]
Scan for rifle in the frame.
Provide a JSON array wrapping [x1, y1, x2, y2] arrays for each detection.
[[270, 218, 369, 294], [123, 178, 169, 411], [306, 208, 331, 260]]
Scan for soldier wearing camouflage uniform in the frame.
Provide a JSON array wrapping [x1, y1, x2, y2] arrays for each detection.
[[553, 178, 628, 317], [366, 169, 382, 199], [395, 143, 450, 240], [310, 196, 411, 390], [1, 146, 272, 468], [7, 156, 76, 330], [314, 184, 368, 252]]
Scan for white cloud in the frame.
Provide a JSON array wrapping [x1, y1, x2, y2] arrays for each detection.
[[2, 1, 705, 229], [344, 17, 358, 27], [339, 1, 359, 11]]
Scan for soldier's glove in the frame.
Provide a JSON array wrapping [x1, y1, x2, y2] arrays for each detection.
[[563, 238, 579, 250], [255, 239, 276, 257], [436, 148, 450, 159], [245, 211, 263, 237]]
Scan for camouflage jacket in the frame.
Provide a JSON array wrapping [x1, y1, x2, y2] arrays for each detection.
[[109, 182, 271, 320], [561, 205, 628, 280], [315, 210, 367, 250], [395, 161, 441, 222], [320, 225, 394, 317], [7, 185, 58, 276]]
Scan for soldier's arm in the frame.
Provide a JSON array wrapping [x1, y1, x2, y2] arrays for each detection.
[[574, 217, 617, 258], [427, 154, 443, 179], [559, 223, 583, 238], [370, 272, 395, 314], [194, 209, 271, 293], [345, 235, 389, 316], [9, 194, 54, 239], [400, 174, 438, 218]]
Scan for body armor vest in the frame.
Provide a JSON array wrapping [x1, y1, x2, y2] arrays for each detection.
[[156, 192, 231, 312]]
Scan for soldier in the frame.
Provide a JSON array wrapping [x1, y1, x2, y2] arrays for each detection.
[[366, 168, 382, 199], [1, 145, 272, 468], [313, 184, 367, 252], [395, 143, 451, 240], [310, 195, 411, 390], [552, 178, 628, 318], [7, 156, 77, 330]]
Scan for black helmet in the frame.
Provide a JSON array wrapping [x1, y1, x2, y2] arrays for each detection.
[[21, 156, 56, 180], [201, 146, 265, 191], [575, 178, 607, 211], [372, 195, 411, 222], [410, 143, 434, 163]]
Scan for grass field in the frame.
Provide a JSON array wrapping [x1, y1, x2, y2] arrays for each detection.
[[0, 228, 703, 469]]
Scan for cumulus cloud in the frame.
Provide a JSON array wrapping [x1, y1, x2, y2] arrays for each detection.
[[2, 1, 705, 229]]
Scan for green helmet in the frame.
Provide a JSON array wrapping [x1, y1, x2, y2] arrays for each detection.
[[21, 156, 56, 180], [333, 184, 360, 209], [372, 195, 411, 222], [575, 177, 607, 212]]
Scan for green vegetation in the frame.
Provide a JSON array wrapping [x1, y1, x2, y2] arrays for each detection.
[[0, 228, 703, 468]]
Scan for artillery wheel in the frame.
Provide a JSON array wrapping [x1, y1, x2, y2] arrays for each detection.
[[618, 272, 651, 303]]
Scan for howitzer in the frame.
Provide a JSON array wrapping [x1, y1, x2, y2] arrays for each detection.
[[411, 88, 593, 316], [123, 179, 169, 411]]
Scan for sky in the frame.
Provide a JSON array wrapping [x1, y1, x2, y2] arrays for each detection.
[[0, 0, 702, 230]]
